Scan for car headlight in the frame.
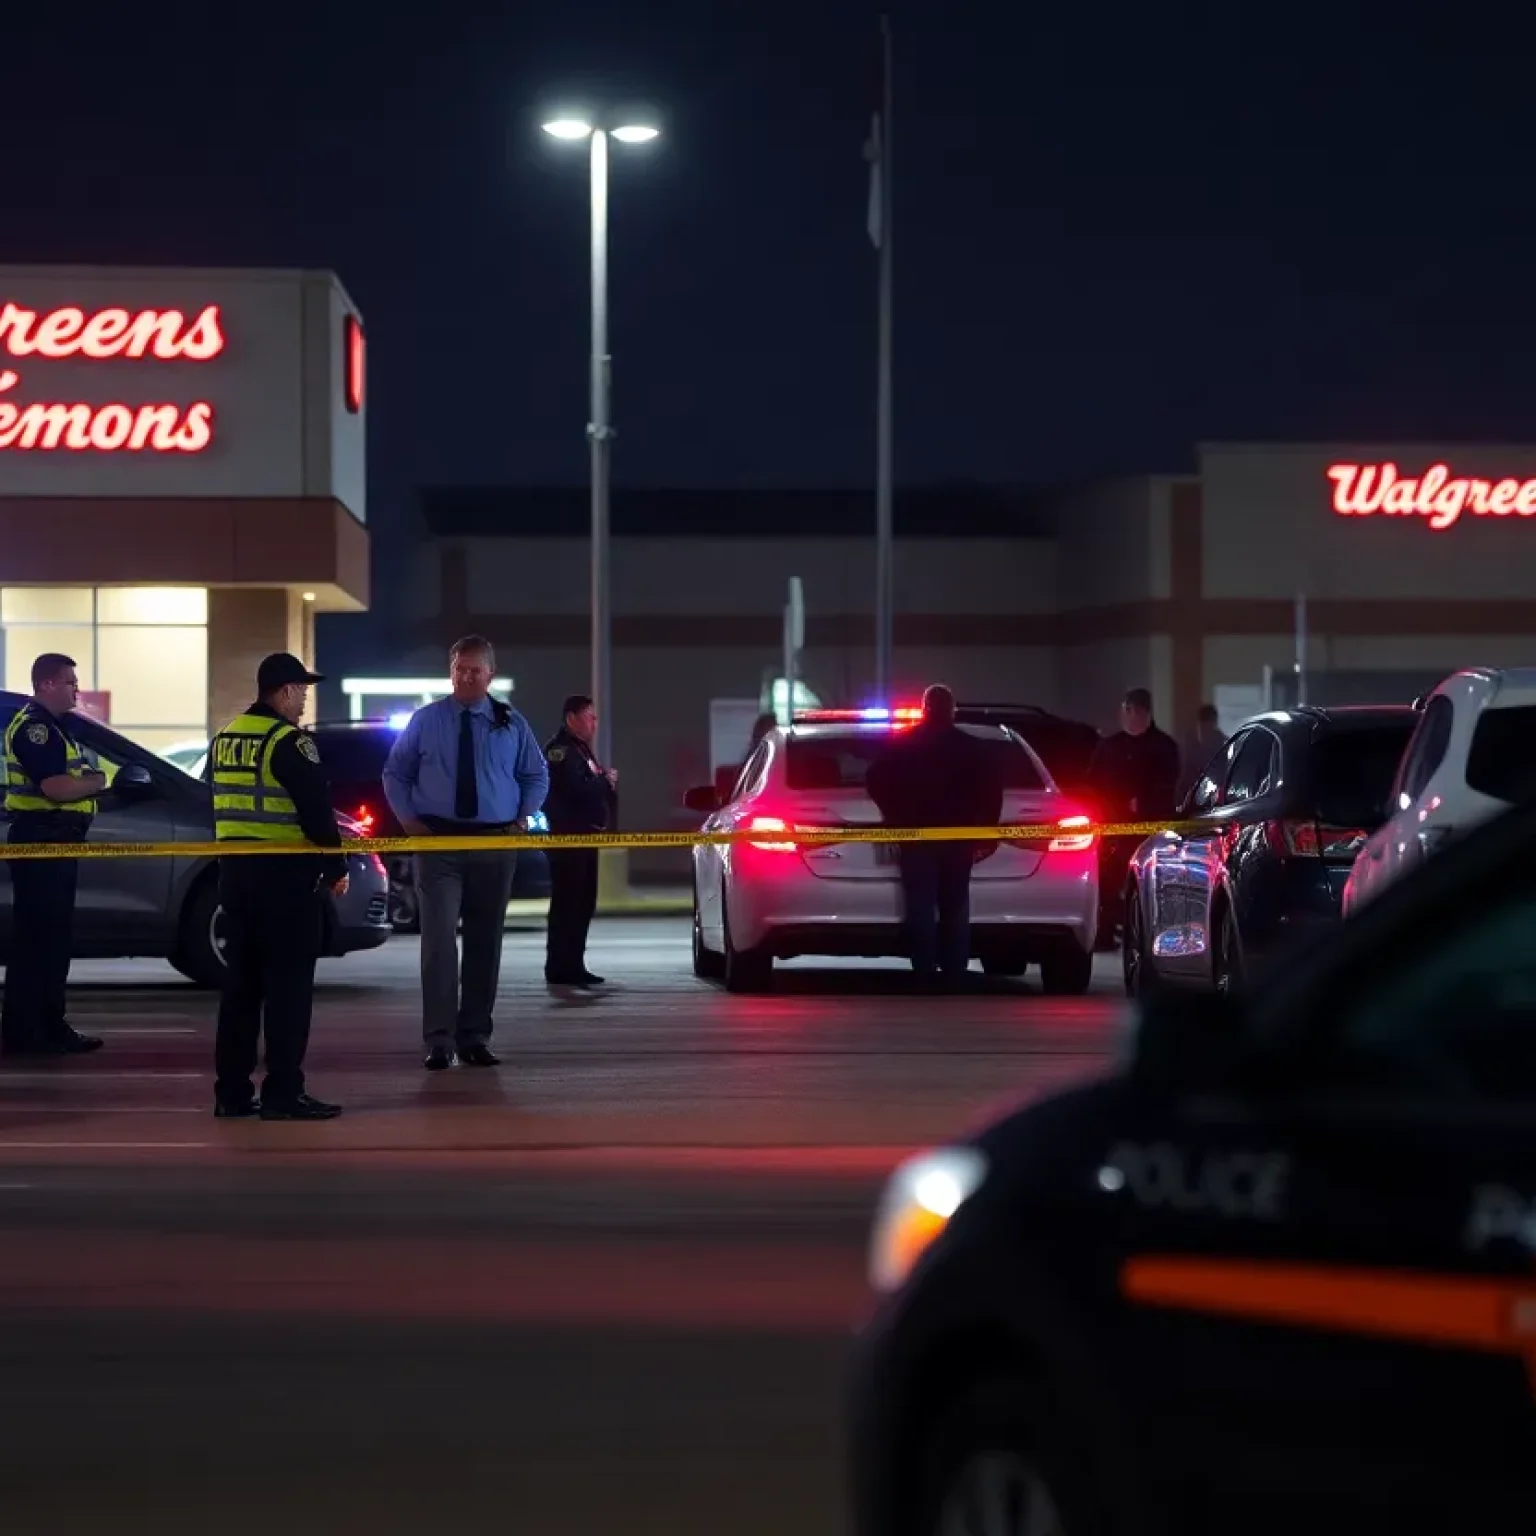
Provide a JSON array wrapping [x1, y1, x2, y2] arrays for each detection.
[[867, 1146, 988, 1294]]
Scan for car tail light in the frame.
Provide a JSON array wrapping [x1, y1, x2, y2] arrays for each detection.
[[351, 804, 376, 833], [1271, 819, 1368, 860], [1047, 811, 1096, 853], [745, 816, 797, 851]]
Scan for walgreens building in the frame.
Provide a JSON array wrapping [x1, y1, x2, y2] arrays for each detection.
[[0, 265, 368, 751]]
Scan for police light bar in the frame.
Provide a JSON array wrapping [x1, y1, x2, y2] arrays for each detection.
[[794, 707, 923, 724]]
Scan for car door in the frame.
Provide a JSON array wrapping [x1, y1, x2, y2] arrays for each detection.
[[1114, 851, 1536, 1532], [698, 740, 770, 941], [72, 728, 176, 950], [1195, 726, 1279, 981], [1149, 736, 1237, 979], [1355, 693, 1453, 904]]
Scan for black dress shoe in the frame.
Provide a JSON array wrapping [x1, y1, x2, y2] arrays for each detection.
[[38, 1028, 104, 1056], [259, 1094, 342, 1121], [214, 1099, 261, 1119], [577, 971, 606, 987], [457, 1043, 500, 1068], [424, 1047, 456, 1071]]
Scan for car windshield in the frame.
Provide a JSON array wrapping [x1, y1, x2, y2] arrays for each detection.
[[1465, 705, 1536, 803], [785, 729, 1045, 792], [1310, 722, 1415, 828]]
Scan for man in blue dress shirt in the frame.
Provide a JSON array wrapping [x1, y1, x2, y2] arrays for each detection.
[[382, 636, 549, 1070]]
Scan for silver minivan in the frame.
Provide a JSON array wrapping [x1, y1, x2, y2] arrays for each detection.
[[0, 693, 391, 986]]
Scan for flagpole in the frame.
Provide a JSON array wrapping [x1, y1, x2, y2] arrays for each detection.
[[874, 12, 895, 702]]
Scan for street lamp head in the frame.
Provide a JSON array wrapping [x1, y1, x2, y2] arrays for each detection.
[[542, 118, 594, 140], [611, 125, 660, 143]]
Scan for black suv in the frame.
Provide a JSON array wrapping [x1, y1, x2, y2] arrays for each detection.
[[308, 721, 551, 930], [954, 703, 1100, 794], [1123, 705, 1416, 995]]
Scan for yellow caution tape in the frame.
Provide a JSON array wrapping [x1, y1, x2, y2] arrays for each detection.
[[0, 820, 1192, 861]]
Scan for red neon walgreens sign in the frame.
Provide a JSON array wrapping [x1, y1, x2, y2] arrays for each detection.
[[1329, 461, 1536, 531], [0, 302, 223, 454]]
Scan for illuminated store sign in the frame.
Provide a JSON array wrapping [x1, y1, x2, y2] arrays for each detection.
[[0, 302, 223, 454], [1329, 461, 1536, 530]]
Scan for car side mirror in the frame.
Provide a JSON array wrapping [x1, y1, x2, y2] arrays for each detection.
[[1129, 988, 1248, 1095], [683, 785, 721, 814], [111, 763, 157, 800]]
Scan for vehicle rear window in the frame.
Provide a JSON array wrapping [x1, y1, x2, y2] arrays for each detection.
[[1465, 706, 1536, 803], [1309, 724, 1414, 828], [310, 729, 394, 784], [786, 731, 1045, 792]]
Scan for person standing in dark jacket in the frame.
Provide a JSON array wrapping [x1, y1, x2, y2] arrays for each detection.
[[866, 685, 1005, 988], [209, 653, 348, 1120], [542, 695, 618, 986], [1087, 687, 1182, 947]]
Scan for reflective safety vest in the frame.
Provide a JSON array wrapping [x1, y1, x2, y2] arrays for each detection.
[[209, 712, 305, 842], [3, 705, 98, 817]]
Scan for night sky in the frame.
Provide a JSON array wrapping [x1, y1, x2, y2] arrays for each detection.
[[7, 1, 1534, 608]]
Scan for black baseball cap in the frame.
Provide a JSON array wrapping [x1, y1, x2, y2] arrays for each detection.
[[257, 652, 324, 693]]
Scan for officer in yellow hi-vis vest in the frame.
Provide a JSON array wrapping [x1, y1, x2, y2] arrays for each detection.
[[209, 653, 346, 1121], [1, 653, 108, 1057]]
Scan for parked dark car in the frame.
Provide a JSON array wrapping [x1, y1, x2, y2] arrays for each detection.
[[304, 721, 551, 930], [0, 694, 391, 987], [955, 703, 1100, 794], [1122, 704, 1416, 995]]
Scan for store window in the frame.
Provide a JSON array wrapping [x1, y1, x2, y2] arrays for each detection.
[[1, 587, 208, 753]]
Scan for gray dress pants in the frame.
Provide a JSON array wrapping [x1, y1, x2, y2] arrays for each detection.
[[415, 846, 519, 1050]]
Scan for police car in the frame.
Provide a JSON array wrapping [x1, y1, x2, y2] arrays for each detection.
[[851, 792, 1536, 1535], [683, 708, 1099, 993]]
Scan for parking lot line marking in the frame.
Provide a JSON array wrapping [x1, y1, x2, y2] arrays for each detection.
[[0, 1072, 202, 1081], [0, 1141, 212, 1149], [0, 1106, 202, 1114], [86, 1028, 198, 1036]]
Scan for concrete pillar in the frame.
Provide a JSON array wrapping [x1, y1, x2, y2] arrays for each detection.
[[207, 588, 307, 730]]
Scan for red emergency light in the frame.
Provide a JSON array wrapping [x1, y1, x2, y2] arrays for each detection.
[[794, 707, 923, 724]]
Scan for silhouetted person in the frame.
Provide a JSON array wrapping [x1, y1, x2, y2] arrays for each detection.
[[1088, 687, 1181, 946], [867, 685, 1004, 988], [1181, 702, 1227, 797]]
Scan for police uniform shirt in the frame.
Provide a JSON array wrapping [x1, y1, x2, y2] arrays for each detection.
[[543, 728, 616, 834], [220, 702, 347, 882], [8, 705, 93, 823]]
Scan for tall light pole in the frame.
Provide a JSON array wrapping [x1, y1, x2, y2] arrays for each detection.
[[541, 115, 659, 767]]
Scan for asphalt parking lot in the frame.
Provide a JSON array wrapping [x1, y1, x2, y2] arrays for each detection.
[[0, 918, 1126, 1534]]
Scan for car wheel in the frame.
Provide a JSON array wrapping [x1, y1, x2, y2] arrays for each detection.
[[913, 1374, 1100, 1536], [1213, 906, 1245, 995], [721, 888, 772, 993], [1122, 888, 1157, 999], [692, 882, 724, 980], [170, 873, 228, 990], [1039, 943, 1094, 996]]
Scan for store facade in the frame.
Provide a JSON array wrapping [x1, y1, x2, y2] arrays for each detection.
[[0, 265, 368, 751]]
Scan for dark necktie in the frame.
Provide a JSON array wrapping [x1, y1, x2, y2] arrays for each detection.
[[455, 709, 479, 821]]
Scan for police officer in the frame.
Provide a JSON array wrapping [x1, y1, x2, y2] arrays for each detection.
[[0, 653, 106, 1057], [866, 684, 1005, 990], [543, 694, 617, 986], [209, 653, 346, 1120]]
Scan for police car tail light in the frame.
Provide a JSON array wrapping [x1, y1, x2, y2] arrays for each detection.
[[1047, 812, 1096, 852], [868, 1147, 988, 1294], [745, 816, 797, 851]]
